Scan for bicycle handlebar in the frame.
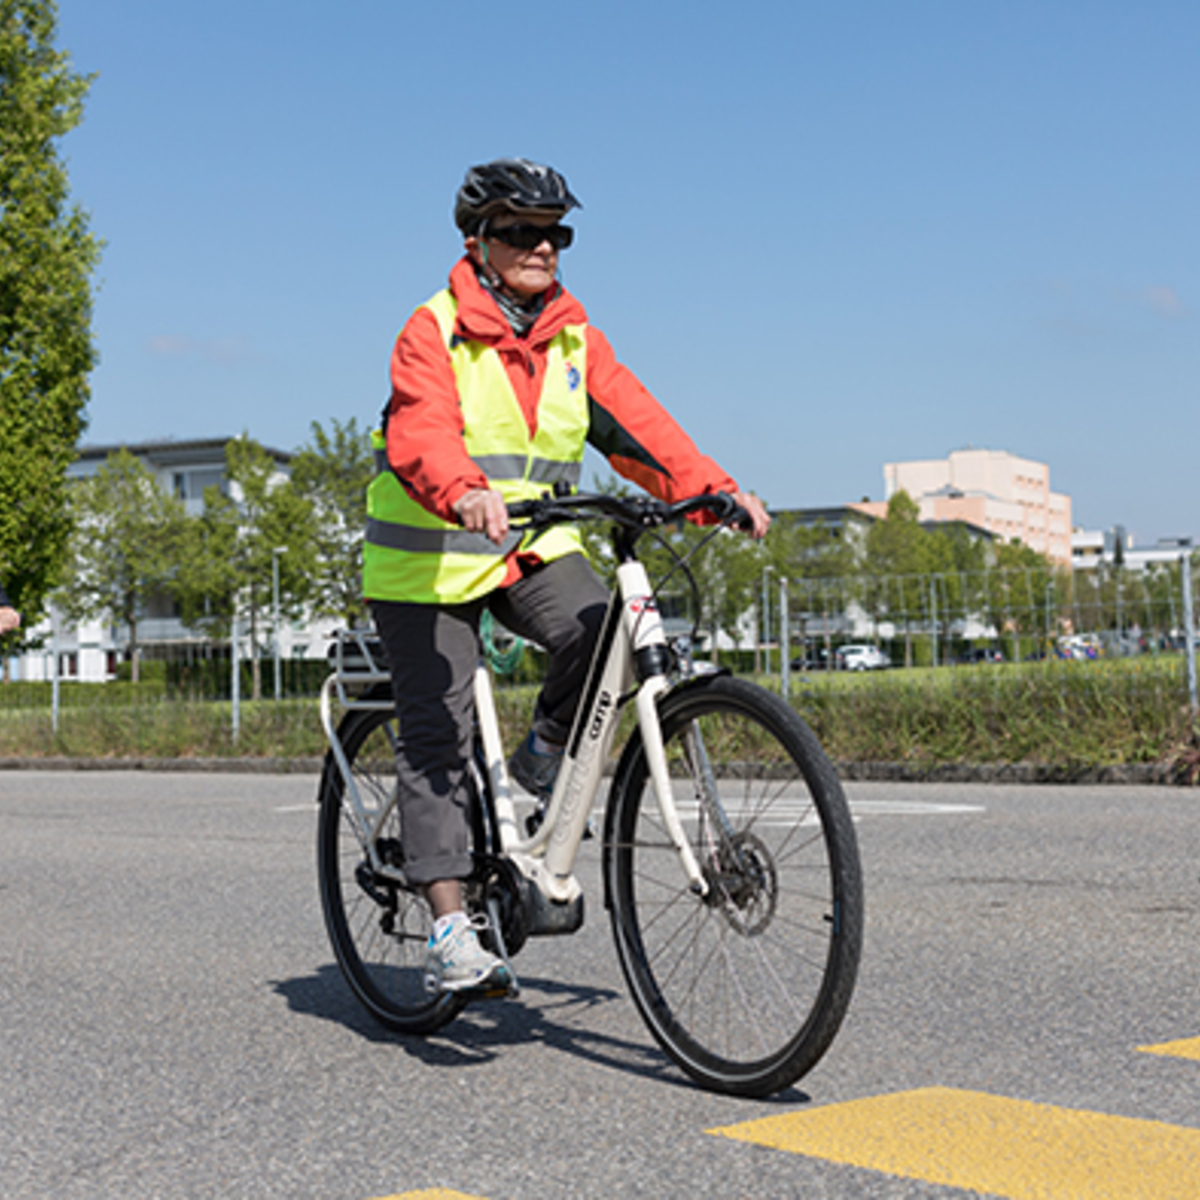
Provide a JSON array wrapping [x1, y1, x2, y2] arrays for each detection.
[[508, 489, 748, 533]]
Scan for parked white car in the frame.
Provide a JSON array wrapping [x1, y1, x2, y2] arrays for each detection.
[[837, 644, 890, 671]]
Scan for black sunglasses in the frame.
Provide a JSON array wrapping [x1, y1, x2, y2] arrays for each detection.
[[485, 222, 574, 251]]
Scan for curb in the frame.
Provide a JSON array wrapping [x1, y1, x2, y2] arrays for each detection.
[[0, 756, 1193, 785], [0, 756, 325, 773], [832, 761, 1190, 786]]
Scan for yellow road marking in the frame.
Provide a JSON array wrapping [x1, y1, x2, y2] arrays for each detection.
[[1138, 1036, 1200, 1061], [369, 1191, 484, 1200], [708, 1087, 1200, 1198]]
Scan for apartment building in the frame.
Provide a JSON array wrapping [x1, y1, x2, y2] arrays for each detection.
[[866, 449, 1073, 565], [1072, 527, 1193, 571], [68, 437, 291, 513], [11, 437, 331, 684]]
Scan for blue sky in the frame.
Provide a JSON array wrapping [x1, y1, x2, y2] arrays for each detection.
[[56, 0, 1198, 542]]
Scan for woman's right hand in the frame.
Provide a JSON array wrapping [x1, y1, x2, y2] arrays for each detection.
[[453, 488, 510, 545], [0, 606, 20, 635]]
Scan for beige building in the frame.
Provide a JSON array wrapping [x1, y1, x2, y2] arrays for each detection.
[[854, 449, 1073, 565]]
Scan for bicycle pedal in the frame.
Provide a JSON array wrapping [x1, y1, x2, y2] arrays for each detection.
[[481, 979, 520, 1000]]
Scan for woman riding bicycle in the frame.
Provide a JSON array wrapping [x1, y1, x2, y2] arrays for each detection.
[[363, 157, 769, 997]]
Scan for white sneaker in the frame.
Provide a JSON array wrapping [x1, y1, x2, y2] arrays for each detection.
[[424, 915, 512, 996]]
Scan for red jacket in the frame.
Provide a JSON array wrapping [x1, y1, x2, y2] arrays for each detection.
[[385, 256, 738, 531]]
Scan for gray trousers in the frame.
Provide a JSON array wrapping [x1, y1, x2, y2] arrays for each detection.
[[370, 553, 609, 885]]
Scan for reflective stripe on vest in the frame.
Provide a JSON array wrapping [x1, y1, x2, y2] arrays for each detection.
[[363, 289, 588, 604]]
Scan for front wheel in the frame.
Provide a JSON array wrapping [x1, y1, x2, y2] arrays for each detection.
[[317, 700, 466, 1034], [605, 675, 863, 1098]]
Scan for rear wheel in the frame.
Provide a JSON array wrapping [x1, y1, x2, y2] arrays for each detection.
[[605, 675, 862, 1097], [317, 701, 465, 1034]]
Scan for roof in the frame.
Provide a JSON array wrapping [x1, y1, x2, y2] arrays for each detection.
[[74, 437, 292, 467]]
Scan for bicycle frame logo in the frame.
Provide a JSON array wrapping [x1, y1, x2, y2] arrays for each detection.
[[588, 689, 614, 741]]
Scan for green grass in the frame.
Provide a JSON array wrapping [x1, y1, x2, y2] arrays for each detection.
[[785, 657, 1195, 768], [1, 657, 1196, 773]]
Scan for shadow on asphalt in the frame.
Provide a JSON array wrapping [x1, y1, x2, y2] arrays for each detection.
[[270, 964, 809, 1106]]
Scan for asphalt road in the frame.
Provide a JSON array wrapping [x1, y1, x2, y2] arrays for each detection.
[[2, 770, 1198, 1199]]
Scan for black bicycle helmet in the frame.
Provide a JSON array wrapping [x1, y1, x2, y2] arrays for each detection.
[[454, 158, 581, 235]]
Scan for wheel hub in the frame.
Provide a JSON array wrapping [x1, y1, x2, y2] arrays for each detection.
[[703, 830, 778, 935]]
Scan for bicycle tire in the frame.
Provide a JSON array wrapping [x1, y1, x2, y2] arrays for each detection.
[[605, 674, 862, 1097], [317, 700, 466, 1034]]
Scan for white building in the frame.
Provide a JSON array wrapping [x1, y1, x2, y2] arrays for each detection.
[[12, 437, 337, 684], [1071, 527, 1193, 572]]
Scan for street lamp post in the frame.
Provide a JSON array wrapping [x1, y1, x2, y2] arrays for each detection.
[[761, 564, 773, 680], [272, 546, 288, 701], [779, 575, 789, 700], [1182, 547, 1198, 716], [1045, 579, 1054, 656]]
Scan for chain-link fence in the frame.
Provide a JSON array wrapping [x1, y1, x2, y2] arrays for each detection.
[[765, 560, 1199, 674], [3, 558, 1197, 767]]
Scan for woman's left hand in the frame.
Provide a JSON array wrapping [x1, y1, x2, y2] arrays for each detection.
[[731, 491, 771, 539]]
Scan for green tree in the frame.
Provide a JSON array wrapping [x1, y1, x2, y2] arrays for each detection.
[[863, 491, 930, 665], [0, 1, 101, 646], [982, 539, 1060, 659], [56, 449, 187, 681], [176, 436, 316, 700], [768, 514, 862, 669], [290, 416, 373, 628], [920, 522, 989, 661]]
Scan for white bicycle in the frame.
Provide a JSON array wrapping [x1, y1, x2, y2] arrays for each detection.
[[317, 490, 862, 1098]]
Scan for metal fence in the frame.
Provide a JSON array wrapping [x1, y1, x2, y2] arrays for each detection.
[[761, 559, 1200, 711], [3, 557, 1198, 755]]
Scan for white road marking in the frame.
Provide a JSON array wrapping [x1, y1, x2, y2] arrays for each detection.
[[850, 800, 986, 816]]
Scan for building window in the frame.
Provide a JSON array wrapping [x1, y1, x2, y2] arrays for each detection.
[[58, 652, 78, 678], [173, 469, 226, 502]]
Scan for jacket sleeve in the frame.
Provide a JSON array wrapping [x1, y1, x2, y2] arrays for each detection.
[[384, 307, 490, 524], [585, 326, 738, 508]]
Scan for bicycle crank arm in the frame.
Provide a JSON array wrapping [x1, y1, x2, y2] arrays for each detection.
[[484, 895, 520, 997]]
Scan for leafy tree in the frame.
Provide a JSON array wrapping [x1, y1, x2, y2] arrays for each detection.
[[919, 522, 989, 660], [0, 1, 100, 649], [289, 417, 372, 628], [56, 449, 186, 681], [981, 539, 1060, 658], [760, 515, 851, 670], [863, 491, 930, 665], [692, 524, 762, 666], [176, 436, 315, 700]]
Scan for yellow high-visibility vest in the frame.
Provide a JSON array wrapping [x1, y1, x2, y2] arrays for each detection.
[[363, 289, 588, 604]]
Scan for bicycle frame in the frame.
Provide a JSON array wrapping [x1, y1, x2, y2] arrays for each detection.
[[319, 557, 710, 909], [481, 556, 708, 903]]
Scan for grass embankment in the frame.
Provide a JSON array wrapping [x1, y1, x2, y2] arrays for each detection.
[[0, 687, 543, 762], [0, 657, 1196, 774], [791, 657, 1196, 772]]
